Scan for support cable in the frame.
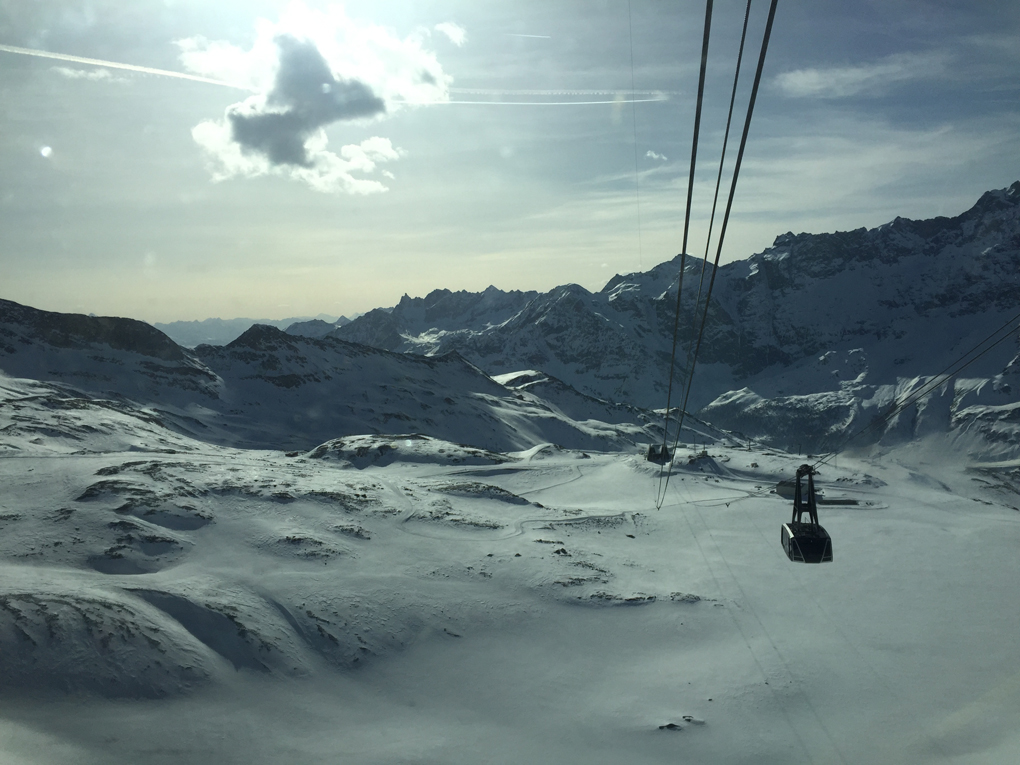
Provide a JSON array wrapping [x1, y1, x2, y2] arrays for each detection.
[[628, 0, 644, 272], [657, 0, 713, 506], [658, 0, 779, 507], [676, 0, 753, 406], [693, 309, 1020, 512], [811, 308, 1020, 470]]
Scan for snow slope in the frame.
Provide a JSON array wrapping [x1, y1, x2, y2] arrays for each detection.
[[2, 375, 1020, 764]]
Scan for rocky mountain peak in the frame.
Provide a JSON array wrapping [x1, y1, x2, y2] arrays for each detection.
[[284, 319, 339, 339], [227, 323, 298, 351]]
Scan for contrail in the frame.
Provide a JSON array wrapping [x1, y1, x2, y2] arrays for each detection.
[[408, 97, 671, 106], [423, 88, 674, 105], [507, 33, 552, 39], [450, 88, 679, 97], [0, 43, 250, 90], [0, 43, 675, 105]]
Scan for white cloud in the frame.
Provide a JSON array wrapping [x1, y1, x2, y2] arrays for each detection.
[[178, 3, 451, 107], [435, 22, 466, 47], [178, 1, 450, 194], [774, 52, 948, 99], [192, 117, 403, 195], [646, 150, 667, 161]]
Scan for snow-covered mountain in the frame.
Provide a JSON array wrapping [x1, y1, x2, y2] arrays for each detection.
[[0, 300, 663, 453], [189, 324, 659, 452], [5, 184, 1018, 457], [335, 268, 680, 408], [332, 182, 1020, 457]]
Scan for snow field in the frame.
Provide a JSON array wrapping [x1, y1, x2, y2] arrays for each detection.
[[2, 421, 1020, 762]]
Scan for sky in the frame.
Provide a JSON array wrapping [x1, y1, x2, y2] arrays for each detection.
[[1, 0, 1018, 323]]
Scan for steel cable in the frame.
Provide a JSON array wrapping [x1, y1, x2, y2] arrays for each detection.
[[658, 0, 779, 508], [812, 308, 1020, 470], [656, 0, 713, 505]]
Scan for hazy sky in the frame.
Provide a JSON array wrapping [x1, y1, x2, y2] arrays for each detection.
[[1, 0, 1018, 322]]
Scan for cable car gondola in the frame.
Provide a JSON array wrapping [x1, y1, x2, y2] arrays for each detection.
[[646, 444, 673, 464], [781, 464, 833, 564]]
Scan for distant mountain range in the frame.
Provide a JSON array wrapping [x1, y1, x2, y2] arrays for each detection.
[[3, 182, 1018, 459], [314, 181, 1020, 457], [153, 314, 350, 348]]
